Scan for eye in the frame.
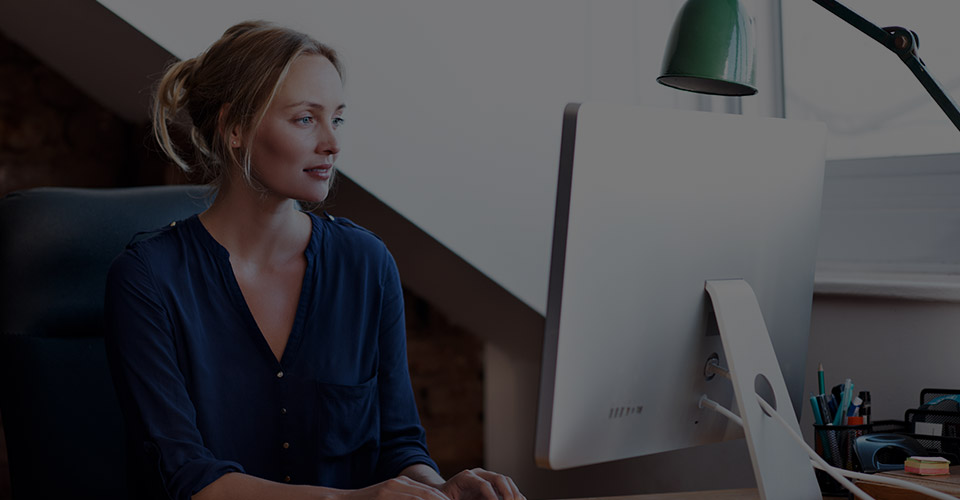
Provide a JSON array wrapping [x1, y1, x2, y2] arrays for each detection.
[[294, 115, 314, 126], [332, 116, 345, 128]]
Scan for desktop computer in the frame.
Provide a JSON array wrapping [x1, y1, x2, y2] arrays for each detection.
[[535, 103, 827, 498]]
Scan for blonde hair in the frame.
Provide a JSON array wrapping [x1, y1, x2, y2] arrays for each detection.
[[152, 20, 343, 189]]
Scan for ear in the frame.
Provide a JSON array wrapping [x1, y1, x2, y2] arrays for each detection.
[[228, 126, 243, 149], [217, 103, 243, 149]]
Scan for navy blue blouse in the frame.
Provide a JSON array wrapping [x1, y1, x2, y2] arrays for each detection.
[[104, 212, 438, 500]]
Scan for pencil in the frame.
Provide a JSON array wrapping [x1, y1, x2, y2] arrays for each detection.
[[818, 362, 825, 396]]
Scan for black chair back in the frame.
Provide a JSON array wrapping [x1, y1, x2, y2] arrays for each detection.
[[0, 186, 209, 499]]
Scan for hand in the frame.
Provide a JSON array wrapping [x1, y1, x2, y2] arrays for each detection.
[[439, 468, 524, 500], [341, 476, 451, 500]]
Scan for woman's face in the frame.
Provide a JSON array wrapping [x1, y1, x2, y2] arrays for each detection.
[[246, 54, 345, 203]]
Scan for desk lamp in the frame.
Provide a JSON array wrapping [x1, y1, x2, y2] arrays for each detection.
[[657, 0, 960, 132]]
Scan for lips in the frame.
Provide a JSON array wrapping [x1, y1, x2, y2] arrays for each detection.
[[304, 165, 333, 180]]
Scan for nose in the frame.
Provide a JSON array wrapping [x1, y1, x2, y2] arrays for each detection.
[[317, 124, 340, 156]]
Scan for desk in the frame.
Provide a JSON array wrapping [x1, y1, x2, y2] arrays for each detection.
[[856, 465, 960, 499], [566, 489, 845, 499], [566, 490, 759, 500]]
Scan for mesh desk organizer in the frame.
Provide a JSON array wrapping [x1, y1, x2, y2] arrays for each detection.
[[813, 388, 960, 495]]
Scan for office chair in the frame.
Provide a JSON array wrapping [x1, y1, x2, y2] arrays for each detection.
[[0, 185, 208, 499]]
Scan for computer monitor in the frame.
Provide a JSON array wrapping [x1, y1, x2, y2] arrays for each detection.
[[535, 103, 827, 496]]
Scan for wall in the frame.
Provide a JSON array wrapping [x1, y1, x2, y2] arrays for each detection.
[[801, 296, 960, 444], [0, 33, 162, 196], [406, 293, 484, 475], [798, 153, 960, 447]]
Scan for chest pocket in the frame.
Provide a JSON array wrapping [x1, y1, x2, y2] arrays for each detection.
[[315, 374, 379, 458]]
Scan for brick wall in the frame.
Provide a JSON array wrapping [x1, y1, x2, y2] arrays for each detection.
[[0, 34, 170, 196], [0, 31, 483, 497], [405, 292, 484, 476]]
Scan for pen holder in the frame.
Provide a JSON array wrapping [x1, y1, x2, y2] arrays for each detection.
[[813, 423, 871, 495]]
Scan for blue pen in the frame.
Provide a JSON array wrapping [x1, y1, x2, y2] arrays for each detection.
[[847, 396, 863, 418], [816, 394, 833, 425], [827, 394, 838, 419], [834, 379, 853, 425]]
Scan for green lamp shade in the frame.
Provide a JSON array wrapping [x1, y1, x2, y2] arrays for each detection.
[[658, 0, 757, 96]]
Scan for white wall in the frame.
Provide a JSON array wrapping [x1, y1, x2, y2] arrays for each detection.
[[799, 152, 960, 449], [801, 296, 960, 446]]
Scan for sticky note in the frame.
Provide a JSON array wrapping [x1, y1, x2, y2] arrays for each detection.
[[905, 456, 950, 476]]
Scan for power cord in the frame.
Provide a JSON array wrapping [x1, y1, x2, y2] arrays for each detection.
[[700, 395, 871, 499], [753, 395, 873, 499], [699, 394, 960, 500], [808, 460, 959, 500]]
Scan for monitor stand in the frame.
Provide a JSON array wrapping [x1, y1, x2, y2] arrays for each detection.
[[705, 279, 821, 500]]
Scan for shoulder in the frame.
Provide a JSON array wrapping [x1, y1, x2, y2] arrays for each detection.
[[107, 218, 193, 287], [311, 212, 399, 281], [314, 212, 389, 257]]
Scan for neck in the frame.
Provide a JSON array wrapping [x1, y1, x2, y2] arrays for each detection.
[[199, 176, 311, 266]]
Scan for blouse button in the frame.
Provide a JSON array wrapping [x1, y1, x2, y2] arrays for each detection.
[[282, 442, 290, 449], [284, 475, 292, 483], [280, 407, 287, 415], [276, 371, 284, 378]]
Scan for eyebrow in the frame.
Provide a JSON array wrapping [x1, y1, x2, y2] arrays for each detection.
[[285, 101, 347, 111]]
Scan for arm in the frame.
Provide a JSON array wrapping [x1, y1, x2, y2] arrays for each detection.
[[194, 473, 328, 500], [399, 464, 445, 488], [373, 252, 441, 481], [194, 472, 452, 500], [105, 250, 246, 499], [375, 253, 524, 500]]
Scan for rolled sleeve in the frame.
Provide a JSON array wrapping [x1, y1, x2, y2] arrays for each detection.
[[104, 250, 244, 499], [373, 251, 439, 481]]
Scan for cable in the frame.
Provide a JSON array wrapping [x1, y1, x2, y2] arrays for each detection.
[[700, 395, 868, 495], [811, 458, 960, 500], [698, 395, 742, 427], [756, 395, 959, 500], [701, 391, 960, 499], [753, 395, 873, 499], [700, 393, 869, 497]]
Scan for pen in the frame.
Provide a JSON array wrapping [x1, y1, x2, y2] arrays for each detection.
[[811, 395, 824, 425], [810, 395, 833, 462], [835, 379, 853, 426], [816, 394, 833, 425], [844, 380, 855, 425], [847, 396, 862, 417], [818, 363, 825, 395]]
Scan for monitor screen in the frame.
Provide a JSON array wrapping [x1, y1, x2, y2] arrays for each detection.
[[535, 103, 827, 471]]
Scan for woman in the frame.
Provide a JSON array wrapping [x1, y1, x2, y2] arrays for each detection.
[[105, 20, 523, 500]]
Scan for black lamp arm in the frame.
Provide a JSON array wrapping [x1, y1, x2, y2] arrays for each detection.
[[811, 0, 960, 132]]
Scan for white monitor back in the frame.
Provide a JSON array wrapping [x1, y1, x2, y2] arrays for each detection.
[[536, 103, 826, 470]]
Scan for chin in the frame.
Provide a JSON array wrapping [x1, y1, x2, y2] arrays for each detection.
[[290, 175, 333, 205], [296, 185, 330, 205]]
